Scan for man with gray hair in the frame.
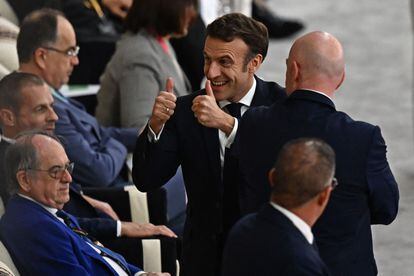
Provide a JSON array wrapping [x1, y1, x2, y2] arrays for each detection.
[[223, 138, 334, 275], [0, 131, 169, 275], [237, 31, 399, 275]]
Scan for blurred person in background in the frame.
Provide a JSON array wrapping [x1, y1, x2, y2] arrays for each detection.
[[96, 0, 195, 131]]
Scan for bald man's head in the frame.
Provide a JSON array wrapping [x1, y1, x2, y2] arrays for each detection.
[[285, 31, 345, 95]]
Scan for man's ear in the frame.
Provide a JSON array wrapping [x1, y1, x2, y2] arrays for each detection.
[[0, 108, 16, 127], [248, 54, 263, 74], [16, 170, 31, 193], [33, 47, 48, 69], [336, 71, 345, 90], [268, 168, 276, 188], [316, 186, 332, 209]]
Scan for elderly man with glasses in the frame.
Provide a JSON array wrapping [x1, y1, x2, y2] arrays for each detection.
[[0, 131, 169, 276]]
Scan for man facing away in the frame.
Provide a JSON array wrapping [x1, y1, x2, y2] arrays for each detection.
[[237, 31, 399, 275], [223, 138, 334, 276], [0, 131, 169, 275], [133, 13, 286, 276]]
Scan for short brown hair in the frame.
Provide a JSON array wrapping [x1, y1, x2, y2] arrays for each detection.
[[206, 13, 269, 63], [17, 8, 65, 63], [125, 0, 197, 36], [0, 72, 45, 114], [271, 138, 336, 208]]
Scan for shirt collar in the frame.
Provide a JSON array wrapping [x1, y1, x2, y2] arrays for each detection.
[[270, 201, 314, 244], [50, 86, 68, 103], [218, 78, 256, 108], [0, 135, 15, 144], [17, 194, 59, 217]]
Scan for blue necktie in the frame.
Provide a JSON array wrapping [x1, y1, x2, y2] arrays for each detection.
[[56, 210, 131, 274]]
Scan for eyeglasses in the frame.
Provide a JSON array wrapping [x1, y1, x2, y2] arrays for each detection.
[[28, 162, 74, 180], [42, 46, 80, 57], [330, 177, 338, 190]]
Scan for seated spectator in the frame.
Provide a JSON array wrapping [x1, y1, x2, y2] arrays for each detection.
[[222, 138, 334, 275], [96, 0, 195, 130], [18, 8, 137, 188], [0, 72, 176, 242], [0, 130, 169, 276]]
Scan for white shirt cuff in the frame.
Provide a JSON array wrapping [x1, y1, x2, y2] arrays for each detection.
[[135, 271, 147, 276], [147, 123, 165, 142], [116, 220, 121, 237], [225, 117, 238, 148]]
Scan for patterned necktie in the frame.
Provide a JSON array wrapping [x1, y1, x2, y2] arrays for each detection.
[[56, 210, 130, 274], [222, 102, 243, 235]]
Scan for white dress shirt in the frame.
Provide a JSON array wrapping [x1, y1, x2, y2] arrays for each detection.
[[217, 78, 256, 168], [270, 201, 314, 244]]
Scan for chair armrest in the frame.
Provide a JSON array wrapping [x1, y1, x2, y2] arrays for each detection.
[[82, 185, 168, 225], [104, 236, 180, 276]]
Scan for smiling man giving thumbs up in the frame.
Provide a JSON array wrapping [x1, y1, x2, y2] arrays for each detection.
[[133, 13, 286, 276]]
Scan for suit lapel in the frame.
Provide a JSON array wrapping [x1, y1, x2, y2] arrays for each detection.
[[250, 77, 268, 107]]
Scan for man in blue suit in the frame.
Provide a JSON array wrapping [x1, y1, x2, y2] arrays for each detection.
[[0, 131, 169, 275], [0, 72, 176, 254], [17, 8, 136, 188], [237, 31, 399, 275], [223, 138, 334, 276], [133, 13, 286, 276]]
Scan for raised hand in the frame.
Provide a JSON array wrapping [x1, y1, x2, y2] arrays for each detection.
[[102, 0, 132, 18], [191, 80, 235, 135], [149, 78, 177, 134]]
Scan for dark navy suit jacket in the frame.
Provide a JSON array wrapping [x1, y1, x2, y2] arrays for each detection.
[[222, 203, 331, 276], [133, 77, 285, 276], [53, 91, 137, 187], [0, 195, 140, 275], [237, 90, 399, 275]]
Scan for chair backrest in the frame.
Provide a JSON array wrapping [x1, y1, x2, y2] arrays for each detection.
[[0, 1, 18, 26], [0, 242, 19, 276], [0, 16, 19, 77]]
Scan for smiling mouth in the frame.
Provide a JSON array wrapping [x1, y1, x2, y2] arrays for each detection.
[[211, 80, 228, 87]]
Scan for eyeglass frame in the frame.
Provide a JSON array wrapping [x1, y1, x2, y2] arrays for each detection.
[[26, 162, 74, 180], [330, 177, 338, 190], [42, 46, 80, 57]]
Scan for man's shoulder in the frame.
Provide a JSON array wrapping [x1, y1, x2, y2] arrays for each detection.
[[255, 77, 286, 102]]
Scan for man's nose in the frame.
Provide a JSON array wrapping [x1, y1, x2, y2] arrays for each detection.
[[205, 62, 221, 79]]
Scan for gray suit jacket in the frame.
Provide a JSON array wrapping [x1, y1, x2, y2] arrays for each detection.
[[96, 29, 191, 130]]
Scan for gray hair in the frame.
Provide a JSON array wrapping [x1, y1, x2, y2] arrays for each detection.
[[5, 130, 61, 195]]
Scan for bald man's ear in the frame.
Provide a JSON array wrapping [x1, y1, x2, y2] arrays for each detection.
[[268, 168, 276, 188], [335, 71, 345, 90], [291, 60, 300, 82], [16, 170, 31, 193], [247, 54, 263, 74], [33, 48, 48, 69], [0, 108, 16, 127]]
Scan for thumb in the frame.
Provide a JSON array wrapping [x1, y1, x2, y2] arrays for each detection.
[[205, 80, 215, 98], [165, 77, 174, 93]]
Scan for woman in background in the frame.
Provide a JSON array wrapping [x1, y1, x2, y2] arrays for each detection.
[[96, 0, 195, 130]]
